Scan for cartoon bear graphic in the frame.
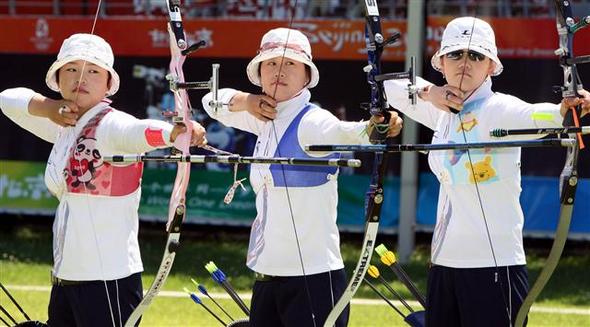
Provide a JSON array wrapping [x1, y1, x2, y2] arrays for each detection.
[[70, 136, 103, 190], [465, 155, 497, 184]]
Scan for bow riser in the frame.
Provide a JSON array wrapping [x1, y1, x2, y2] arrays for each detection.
[[559, 147, 579, 203], [167, 20, 192, 228], [554, 0, 589, 126], [364, 1, 392, 144], [365, 17, 387, 117], [167, 0, 187, 50]]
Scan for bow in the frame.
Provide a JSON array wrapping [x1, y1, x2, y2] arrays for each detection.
[[323, 1, 417, 325], [123, 1, 191, 325], [514, 2, 587, 325], [124, 0, 227, 324]]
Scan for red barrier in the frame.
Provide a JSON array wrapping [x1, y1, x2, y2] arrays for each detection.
[[0, 16, 586, 60]]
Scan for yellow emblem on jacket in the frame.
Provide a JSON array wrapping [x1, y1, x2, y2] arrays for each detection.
[[465, 155, 497, 183], [457, 112, 478, 132]]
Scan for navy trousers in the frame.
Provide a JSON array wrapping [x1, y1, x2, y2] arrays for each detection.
[[426, 265, 529, 327], [250, 268, 349, 327], [48, 272, 142, 327]]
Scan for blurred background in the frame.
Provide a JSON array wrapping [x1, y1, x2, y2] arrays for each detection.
[[1, 0, 589, 255]]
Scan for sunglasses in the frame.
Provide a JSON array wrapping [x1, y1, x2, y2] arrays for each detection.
[[445, 50, 486, 62]]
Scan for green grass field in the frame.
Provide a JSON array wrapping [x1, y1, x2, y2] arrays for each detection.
[[1, 223, 589, 326]]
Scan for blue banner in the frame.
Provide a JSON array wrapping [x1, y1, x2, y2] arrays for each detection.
[[415, 173, 590, 239], [1, 160, 588, 239]]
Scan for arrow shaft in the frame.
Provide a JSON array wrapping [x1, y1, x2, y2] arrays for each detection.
[[0, 282, 30, 320], [221, 281, 250, 316], [490, 126, 590, 137], [206, 294, 234, 321], [377, 276, 414, 313], [0, 304, 17, 325], [306, 138, 576, 153], [0, 314, 9, 326], [388, 265, 426, 308], [364, 278, 406, 318], [198, 302, 227, 326]]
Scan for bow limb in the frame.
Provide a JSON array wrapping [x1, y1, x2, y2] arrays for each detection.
[[124, 1, 192, 325], [514, 139, 579, 327], [324, 1, 392, 325], [514, 2, 587, 325]]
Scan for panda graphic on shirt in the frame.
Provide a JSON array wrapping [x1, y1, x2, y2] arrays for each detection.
[[69, 135, 103, 190]]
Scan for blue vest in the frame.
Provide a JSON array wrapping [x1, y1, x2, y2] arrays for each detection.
[[270, 104, 340, 187]]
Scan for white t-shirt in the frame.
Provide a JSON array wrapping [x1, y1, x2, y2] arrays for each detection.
[[203, 89, 370, 276], [385, 77, 562, 268], [1, 87, 174, 280]]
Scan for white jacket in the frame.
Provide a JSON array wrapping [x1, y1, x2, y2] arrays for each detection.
[[1, 87, 174, 280], [385, 77, 562, 268], [203, 89, 370, 276]]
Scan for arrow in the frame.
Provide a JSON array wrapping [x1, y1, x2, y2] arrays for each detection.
[[0, 304, 16, 325], [183, 287, 226, 326], [205, 261, 250, 316], [367, 265, 414, 313], [375, 244, 426, 308], [0, 282, 31, 321], [191, 278, 234, 321], [363, 278, 406, 318]]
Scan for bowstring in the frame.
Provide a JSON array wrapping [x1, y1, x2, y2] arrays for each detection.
[[455, 16, 513, 326], [267, 1, 318, 326], [73, 1, 119, 325]]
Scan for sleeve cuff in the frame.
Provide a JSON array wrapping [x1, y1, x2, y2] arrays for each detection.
[[143, 120, 174, 148]]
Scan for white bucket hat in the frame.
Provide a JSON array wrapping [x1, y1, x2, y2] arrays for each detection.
[[431, 17, 503, 76], [46, 33, 120, 96], [246, 28, 319, 88]]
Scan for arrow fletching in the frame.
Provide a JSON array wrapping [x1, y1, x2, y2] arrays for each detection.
[[205, 261, 227, 283], [376, 244, 397, 266], [368, 265, 381, 279], [191, 278, 210, 296], [192, 294, 202, 304]]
